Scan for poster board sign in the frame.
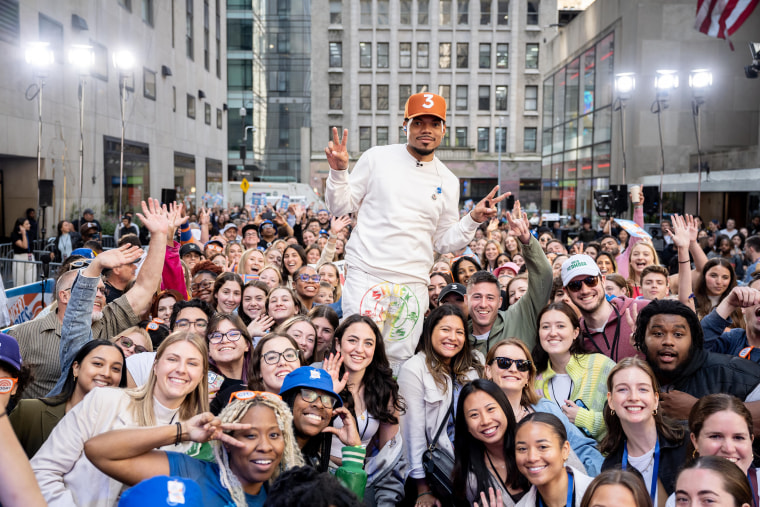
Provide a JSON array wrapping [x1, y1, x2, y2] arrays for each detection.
[[3, 279, 55, 328], [615, 218, 652, 239]]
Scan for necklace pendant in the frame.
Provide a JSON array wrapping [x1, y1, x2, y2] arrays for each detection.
[[432, 194, 437, 200]]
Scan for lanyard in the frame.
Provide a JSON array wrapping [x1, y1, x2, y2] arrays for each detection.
[[622, 439, 660, 503], [582, 302, 622, 360], [748, 468, 759, 507], [538, 469, 574, 507]]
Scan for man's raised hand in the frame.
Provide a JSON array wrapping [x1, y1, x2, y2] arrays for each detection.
[[470, 185, 509, 223], [325, 127, 349, 171]]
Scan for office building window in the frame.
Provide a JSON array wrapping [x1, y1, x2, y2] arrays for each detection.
[[377, 126, 389, 145], [377, 84, 389, 110], [329, 125, 343, 141], [479, 43, 490, 68], [1, 3, 19, 45], [440, 0, 451, 24], [39, 14, 63, 63], [417, 42, 429, 68], [478, 86, 490, 110], [439, 43, 451, 69], [205, 103, 211, 125], [458, 0, 469, 24], [186, 0, 193, 59], [526, 0, 539, 25], [360, 42, 371, 68], [329, 84, 342, 110], [119, 0, 132, 11], [399, 126, 407, 143], [525, 85, 538, 110], [456, 43, 468, 68], [456, 85, 468, 110], [378, 0, 389, 24], [377, 42, 389, 68], [360, 0, 372, 24], [495, 127, 507, 152], [400, 42, 412, 68], [360, 85, 371, 110], [216, 108, 222, 129], [329, 0, 342, 23], [480, 0, 491, 24], [497, 0, 508, 24], [142, 0, 153, 25], [495, 85, 507, 110], [418, 0, 429, 23], [524, 127, 537, 151], [143, 68, 156, 100], [359, 127, 371, 151], [526, 43, 539, 69], [215, 0, 221, 77], [187, 94, 196, 118], [455, 127, 468, 147], [203, 0, 210, 70], [496, 43, 508, 68], [438, 84, 451, 109], [329, 42, 342, 67], [478, 127, 489, 152], [441, 128, 451, 147], [417, 84, 429, 92], [400, 0, 412, 23], [399, 84, 412, 110]]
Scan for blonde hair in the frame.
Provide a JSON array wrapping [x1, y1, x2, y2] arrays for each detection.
[[627, 241, 660, 284], [214, 396, 304, 506], [127, 330, 209, 426], [236, 248, 265, 275], [112, 325, 154, 352], [259, 265, 283, 285]]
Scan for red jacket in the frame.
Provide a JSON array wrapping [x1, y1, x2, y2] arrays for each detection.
[[579, 296, 647, 362]]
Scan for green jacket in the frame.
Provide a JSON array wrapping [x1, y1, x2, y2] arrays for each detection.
[[469, 234, 553, 356]]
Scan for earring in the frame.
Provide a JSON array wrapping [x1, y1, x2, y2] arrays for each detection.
[[692, 449, 699, 459], [653, 408, 657, 416], [610, 409, 616, 416]]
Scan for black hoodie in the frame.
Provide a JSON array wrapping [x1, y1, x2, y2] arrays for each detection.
[[665, 348, 760, 400]]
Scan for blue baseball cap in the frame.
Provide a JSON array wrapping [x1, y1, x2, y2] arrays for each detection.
[[118, 476, 202, 506], [279, 366, 343, 407], [0, 333, 22, 371], [70, 248, 96, 259], [259, 220, 274, 234]]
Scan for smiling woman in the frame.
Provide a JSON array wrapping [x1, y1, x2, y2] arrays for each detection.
[[212, 272, 244, 315], [206, 313, 253, 387]]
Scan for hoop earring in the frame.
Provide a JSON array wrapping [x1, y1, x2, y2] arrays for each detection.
[[653, 408, 657, 416], [610, 409, 616, 416], [692, 449, 699, 459]]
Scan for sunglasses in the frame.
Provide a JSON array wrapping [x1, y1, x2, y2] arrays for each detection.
[[566, 275, 600, 293], [117, 337, 148, 354], [69, 259, 93, 269], [145, 318, 165, 331], [300, 388, 338, 408], [262, 348, 300, 365], [0, 377, 18, 394], [491, 357, 532, 372], [298, 274, 321, 283], [208, 330, 243, 343], [230, 390, 282, 402]]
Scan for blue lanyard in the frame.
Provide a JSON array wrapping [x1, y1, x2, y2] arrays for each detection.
[[538, 469, 574, 507], [622, 439, 660, 503]]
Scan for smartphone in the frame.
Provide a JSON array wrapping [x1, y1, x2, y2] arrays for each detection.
[[574, 399, 588, 410]]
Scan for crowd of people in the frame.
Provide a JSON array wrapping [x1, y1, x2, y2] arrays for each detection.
[[3, 92, 760, 507]]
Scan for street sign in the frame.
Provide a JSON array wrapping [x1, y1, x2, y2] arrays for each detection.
[[240, 178, 250, 194]]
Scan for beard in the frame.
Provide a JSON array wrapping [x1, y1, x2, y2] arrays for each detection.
[[646, 348, 691, 386], [410, 145, 435, 157], [91, 311, 104, 322]]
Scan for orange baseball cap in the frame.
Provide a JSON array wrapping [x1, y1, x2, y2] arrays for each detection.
[[404, 92, 446, 122]]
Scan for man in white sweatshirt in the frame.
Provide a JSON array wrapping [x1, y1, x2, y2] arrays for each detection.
[[325, 92, 505, 372]]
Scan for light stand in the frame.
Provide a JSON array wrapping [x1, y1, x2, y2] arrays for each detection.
[[113, 50, 134, 219], [689, 69, 712, 217], [653, 70, 678, 221], [69, 45, 94, 224]]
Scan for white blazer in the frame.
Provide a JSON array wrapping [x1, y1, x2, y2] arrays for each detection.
[[397, 351, 482, 480]]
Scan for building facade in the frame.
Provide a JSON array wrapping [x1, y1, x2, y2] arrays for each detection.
[[308, 0, 557, 208], [0, 0, 227, 238], [542, 0, 760, 223]]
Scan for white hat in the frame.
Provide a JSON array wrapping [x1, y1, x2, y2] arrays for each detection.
[[561, 254, 602, 287]]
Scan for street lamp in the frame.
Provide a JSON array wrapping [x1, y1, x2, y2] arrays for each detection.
[[69, 44, 94, 223], [25, 42, 53, 242], [652, 70, 678, 220], [113, 50, 134, 219], [690, 69, 712, 216], [614, 73, 635, 185]]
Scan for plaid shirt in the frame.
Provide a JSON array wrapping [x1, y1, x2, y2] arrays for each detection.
[[7, 295, 138, 398]]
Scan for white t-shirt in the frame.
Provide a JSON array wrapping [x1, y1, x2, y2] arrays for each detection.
[[126, 352, 156, 387], [627, 445, 658, 505], [548, 374, 573, 406]]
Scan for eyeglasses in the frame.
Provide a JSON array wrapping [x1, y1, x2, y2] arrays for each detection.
[[117, 336, 148, 354], [300, 388, 338, 408], [565, 276, 600, 293], [191, 280, 214, 292], [262, 348, 300, 365], [175, 318, 209, 331], [95, 286, 107, 296], [244, 232, 258, 238], [0, 377, 18, 394], [69, 259, 93, 269], [298, 274, 321, 283], [208, 330, 243, 343], [491, 357, 532, 372], [230, 390, 282, 402]]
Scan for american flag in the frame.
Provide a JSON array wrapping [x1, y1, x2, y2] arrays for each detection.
[[695, 0, 759, 39]]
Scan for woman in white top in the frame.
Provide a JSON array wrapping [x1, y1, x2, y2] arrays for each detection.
[[398, 304, 484, 507], [31, 331, 209, 507]]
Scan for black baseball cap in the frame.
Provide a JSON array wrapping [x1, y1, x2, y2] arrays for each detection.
[[180, 243, 203, 257], [241, 224, 259, 237], [438, 283, 467, 304]]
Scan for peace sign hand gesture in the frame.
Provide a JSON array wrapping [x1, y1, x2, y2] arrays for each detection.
[[470, 185, 509, 223], [325, 127, 349, 171]]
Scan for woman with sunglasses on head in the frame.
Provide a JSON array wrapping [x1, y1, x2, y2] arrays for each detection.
[[84, 391, 304, 507], [452, 379, 529, 506], [533, 302, 616, 441], [398, 304, 485, 507], [11, 339, 127, 458], [212, 272, 244, 315], [513, 412, 594, 507], [111, 325, 154, 358], [600, 358, 688, 506], [280, 366, 363, 473], [266, 286, 303, 327], [32, 331, 209, 507], [485, 338, 603, 475]]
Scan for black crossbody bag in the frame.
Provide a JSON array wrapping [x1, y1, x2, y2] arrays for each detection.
[[422, 389, 456, 499]]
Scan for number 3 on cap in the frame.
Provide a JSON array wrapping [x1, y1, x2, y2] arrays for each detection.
[[422, 93, 434, 108]]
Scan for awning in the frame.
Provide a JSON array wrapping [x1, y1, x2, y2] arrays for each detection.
[[638, 168, 760, 192]]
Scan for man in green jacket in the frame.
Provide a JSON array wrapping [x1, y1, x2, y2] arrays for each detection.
[[467, 208, 553, 355]]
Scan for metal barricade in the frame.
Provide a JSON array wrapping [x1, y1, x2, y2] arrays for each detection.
[[1, 257, 62, 289]]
